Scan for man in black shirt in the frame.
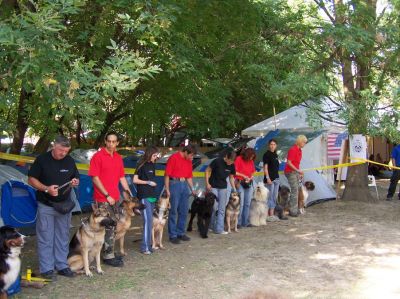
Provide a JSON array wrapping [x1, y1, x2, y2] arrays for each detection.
[[28, 136, 79, 280]]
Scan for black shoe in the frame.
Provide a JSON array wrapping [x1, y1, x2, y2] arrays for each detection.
[[288, 211, 299, 217], [169, 238, 181, 244], [177, 235, 190, 241], [40, 270, 57, 282], [279, 215, 289, 220], [386, 197, 393, 201], [237, 225, 241, 229], [103, 257, 124, 267], [114, 255, 124, 261], [57, 267, 75, 278]]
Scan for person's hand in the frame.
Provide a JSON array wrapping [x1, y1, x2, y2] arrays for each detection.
[[147, 181, 157, 187], [107, 196, 116, 205], [191, 189, 197, 196], [165, 189, 170, 198], [244, 177, 250, 183], [71, 178, 79, 187], [298, 170, 304, 176], [48, 185, 59, 197], [266, 178, 272, 185], [206, 183, 212, 191]]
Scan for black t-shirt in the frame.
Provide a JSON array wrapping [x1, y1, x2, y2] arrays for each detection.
[[28, 151, 79, 206], [208, 157, 236, 189], [135, 162, 157, 199], [263, 150, 280, 181]]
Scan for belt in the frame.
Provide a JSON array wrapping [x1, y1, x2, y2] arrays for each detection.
[[170, 177, 186, 182]]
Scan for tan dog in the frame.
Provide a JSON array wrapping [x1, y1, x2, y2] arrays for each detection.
[[249, 182, 269, 226], [298, 181, 315, 214], [68, 204, 116, 277], [225, 191, 241, 233], [115, 195, 145, 256], [152, 193, 170, 250]]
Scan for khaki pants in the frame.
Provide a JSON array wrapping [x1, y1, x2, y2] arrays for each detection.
[[285, 172, 299, 214]]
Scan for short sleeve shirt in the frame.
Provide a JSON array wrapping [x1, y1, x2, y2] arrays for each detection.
[[88, 148, 125, 203], [135, 162, 157, 199], [263, 150, 280, 181], [392, 145, 400, 167], [208, 157, 236, 189], [28, 151, 79, 206], [284, 145, 302, 173], [165, 152, 193, 178], [234, 155, 256, 181]]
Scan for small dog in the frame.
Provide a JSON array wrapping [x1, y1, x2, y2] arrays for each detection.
[[68, 204, 116, 277], [115, 194, 145, 256], [152, 193, 170, 249], [249, 182, 269, 226], [277, 185, 291, 216], [298, 181, 315, 214], [187, 192, 217, 238], [225, 191, 241, 233], [0, 226, 24, 299]]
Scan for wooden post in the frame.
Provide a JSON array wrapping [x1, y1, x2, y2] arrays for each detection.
[[336, 139, 349, 200]]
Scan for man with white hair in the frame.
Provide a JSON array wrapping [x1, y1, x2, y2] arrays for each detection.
[[284, 135, 307, 217], [28, 136, 79, 280]]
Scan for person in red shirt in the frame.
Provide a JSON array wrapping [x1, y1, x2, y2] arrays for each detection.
[[284, 135, 307, 217], [164, 145, 196, 244], [88, 131, 132, 267], [234, 148, 256, 228]]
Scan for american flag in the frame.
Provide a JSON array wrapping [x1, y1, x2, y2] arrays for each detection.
[[327, 132, 347, 159]]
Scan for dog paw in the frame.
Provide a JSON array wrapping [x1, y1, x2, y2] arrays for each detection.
[[97, 269, 104, 275], [159, 245, 165, 250], [85, 271, 93, 277], [120, 252, 127, 256]]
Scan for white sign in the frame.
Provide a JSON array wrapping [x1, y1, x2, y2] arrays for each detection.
[[349, 134, 367, 162]]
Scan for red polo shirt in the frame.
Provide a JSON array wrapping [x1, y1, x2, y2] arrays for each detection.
[[234, 156, 256, 181], [284, 145, 302, 173], [88, 148, 125, 202], [165, 152, 193, 178]]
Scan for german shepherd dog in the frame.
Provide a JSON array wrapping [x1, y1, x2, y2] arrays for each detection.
[[115, 194, 145, 256], [0, 226, 24, 299], [298, 181, 315, 214], [68, 204, 116, 277], [152, 193, 170, 250], [187, 192, 217, 238], [225, 191, 241, 233]]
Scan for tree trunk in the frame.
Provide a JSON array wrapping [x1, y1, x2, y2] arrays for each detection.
[[10, 88, 30, 154], [76, 116, 82, 146], [33, 135, 51, 154], [341, 163, 375, 201]]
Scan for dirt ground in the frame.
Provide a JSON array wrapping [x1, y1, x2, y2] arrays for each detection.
[[17, 180, 400, 299]]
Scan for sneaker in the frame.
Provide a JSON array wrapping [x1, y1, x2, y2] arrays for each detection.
[[142, 251, 152, 255], [288, 211, 299, 217], [214, 231, 229, 235], [40, 270, 57, 282], [57, 267, 75, 278], [169, 238, 181, 244], [266, 216, 279, 222], [177, 235, 191, 241], [386, 197, 393, 201], [103, 257, 124, 267]]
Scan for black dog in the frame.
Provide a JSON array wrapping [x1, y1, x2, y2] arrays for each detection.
[[0, 226, 25, 298], [187, 192, 217, 238]]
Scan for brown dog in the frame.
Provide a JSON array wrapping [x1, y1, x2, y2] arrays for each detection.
[[152, 193, 170, 250], [115, 195, 145, 256], [225, 191, 241, 233], [298, 181, 315, 214], [68, 204, 116, 277]]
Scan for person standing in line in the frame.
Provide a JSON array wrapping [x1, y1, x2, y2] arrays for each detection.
[[164, 145, 196, 244], [133, 146, 159, 254], [284, 135, 307, 217], [386, 144, 400, 201], [263, 139, 283, 221], [205, 150, 237, 234], [88, 131, 133, 267], [28, 136, 79, 280], [234, 148, 256, 228]]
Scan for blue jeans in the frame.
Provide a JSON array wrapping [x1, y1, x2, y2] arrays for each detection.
[[141, 198, 155, 253], [237, 184, 253, 227], [266, 179, 280, 209], [36, 202, 71, 273], [211, 188, 228, 233], [168, 181, 190, 239]]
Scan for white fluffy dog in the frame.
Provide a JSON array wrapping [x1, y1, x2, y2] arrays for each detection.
[[249, 182, 269, 226]]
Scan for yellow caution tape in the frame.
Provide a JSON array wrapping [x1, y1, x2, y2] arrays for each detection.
[[352, 157, 400, 170]]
